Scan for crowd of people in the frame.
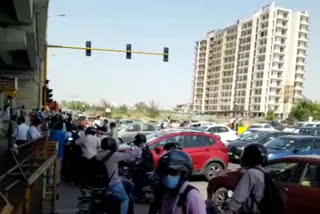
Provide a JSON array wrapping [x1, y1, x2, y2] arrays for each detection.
[[2, 106, 284, 214]]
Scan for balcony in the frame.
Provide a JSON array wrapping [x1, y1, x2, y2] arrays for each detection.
[[276, 23, 288, 29], [297, 52, 307, 58], [299, 27, 309, 34], [273, 57, 285, 63], [271, 75, 283, 80], [296, 69, 304, 75], [296, 61, 306, 66], [295, 77, 304, 83], [277, 14, 289, 21], [298, 36, 308, 42], [270, 84, 282, 89], [274, 40, 286, 47]]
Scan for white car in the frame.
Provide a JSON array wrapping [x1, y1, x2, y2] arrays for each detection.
[[196, 125, 238, 145], [283, 122, 320, 133], [247, 123, 275, 131], [188, 121, 216, 128]]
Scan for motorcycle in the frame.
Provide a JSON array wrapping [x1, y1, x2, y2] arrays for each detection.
[[77, 178, 134, 214], [119, 160, 154, 203]]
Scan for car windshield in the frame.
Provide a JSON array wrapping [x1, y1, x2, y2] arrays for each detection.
[[305, 124, 315, 127], [265, 138, 296, 150], [295, 122, 306, 128], [193, 126, 207, 131], [146, 131, 167, 142], [239, 132, 267, 142]]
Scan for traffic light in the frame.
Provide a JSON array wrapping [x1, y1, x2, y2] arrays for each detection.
[[42, 86, 53, 105], [86, 41, 92, 56], [163, 47, 169, 62], [126, 44, 132, 59]]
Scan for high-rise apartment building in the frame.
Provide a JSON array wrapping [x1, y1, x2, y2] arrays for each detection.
[[192, 3, 309, 119]]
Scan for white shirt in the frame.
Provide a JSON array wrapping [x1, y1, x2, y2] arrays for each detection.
[[28, 126, 41, 140], [94, 119, 101, 127], [12, 123, 29, 141], [80, 134, 100, 159]]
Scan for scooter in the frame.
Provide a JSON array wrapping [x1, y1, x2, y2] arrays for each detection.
[[77, 179, 134, 214], [119, 161, 154, 203]]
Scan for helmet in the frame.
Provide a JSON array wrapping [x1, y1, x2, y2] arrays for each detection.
[[85, 127, 96, 135], [133, 134, 147, 146], [156, 150, 193, 178], [101, 137, 118, 152], [240, 143, 268, 167]]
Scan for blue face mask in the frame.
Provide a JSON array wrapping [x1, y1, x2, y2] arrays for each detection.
[[162, 175, 180, 189]]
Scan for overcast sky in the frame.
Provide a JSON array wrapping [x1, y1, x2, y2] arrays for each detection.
[[47, 0, 320, 109]]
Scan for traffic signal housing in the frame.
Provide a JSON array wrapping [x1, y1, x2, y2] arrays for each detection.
[[43, 86, 53, 105], [86, 41, 92, 56], [163, 47, 169, 62], [126, 44, 132, 59]]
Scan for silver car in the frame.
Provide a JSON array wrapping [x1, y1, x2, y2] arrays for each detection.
[[118, 123, 157, 143]]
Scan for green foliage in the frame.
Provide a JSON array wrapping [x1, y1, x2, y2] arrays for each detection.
[[147, 100, 160, 119], [134, 102, 148, 114], [266, 110, 275, 121], [66, 101, 89, 112], [289, 100, 320, 121]]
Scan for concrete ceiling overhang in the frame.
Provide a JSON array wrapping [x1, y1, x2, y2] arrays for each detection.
[[0, 0, 33, 25], [0, 0, 48, 75]]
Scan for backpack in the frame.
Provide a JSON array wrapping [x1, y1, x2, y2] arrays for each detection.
[[89, 152, 115, 187], [177, 184, 199, 214], [252, 168, 287, 214]]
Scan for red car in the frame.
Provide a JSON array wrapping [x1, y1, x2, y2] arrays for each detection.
[[207, 155, 320, 214], [146, 129, 229, 180]]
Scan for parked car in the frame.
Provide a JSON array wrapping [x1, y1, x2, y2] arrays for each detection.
[[228, 131, 292, 161], [195, 125, 238, 146], [265, 135, 320, 161], [207, 155, 320, 214], [188, 121, 216, 128], [247, 123, 275, 131], [298, 127, 320, 136], [118, 123, 157, 143], [283, 122, 314, 133], [146, 129, 228, 180]]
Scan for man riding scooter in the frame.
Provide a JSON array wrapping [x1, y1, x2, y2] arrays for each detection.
[[130, 134, 154, 200], [94, 137, 138, 214]]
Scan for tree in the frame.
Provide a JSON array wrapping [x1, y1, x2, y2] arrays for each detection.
[[147, 100, 160, 119], [118, 105, 128, 115], [100, 99, 112, 108], [289, 100, 320, 121], [266, 110, 275, 121], [134, 102, 148, 114], [67, 101, 89, 112]]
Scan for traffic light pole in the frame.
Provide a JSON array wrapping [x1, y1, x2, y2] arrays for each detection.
[[47, 44, 168, 57], [44, 46, 48, 111], [43, 43, 169, 110]]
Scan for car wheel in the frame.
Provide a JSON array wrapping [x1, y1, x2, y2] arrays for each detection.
[[205, 162, 223, 180], [213, 187, 230, 214]]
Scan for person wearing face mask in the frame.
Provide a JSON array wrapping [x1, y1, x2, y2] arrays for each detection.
[[155, 150, 206, 214], [28, 117, 42, 140]]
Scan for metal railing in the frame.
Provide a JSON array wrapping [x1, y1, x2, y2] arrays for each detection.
[[0, 136, 58, 214]]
